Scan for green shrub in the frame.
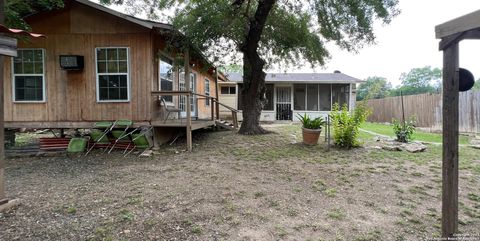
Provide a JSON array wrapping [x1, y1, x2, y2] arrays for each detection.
[[330, 103, 370, 148], [297, 113, 325, 130], [392, 117, 416, 143]]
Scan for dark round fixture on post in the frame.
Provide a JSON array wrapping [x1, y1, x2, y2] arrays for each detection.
[[459, 68, 474, 92]]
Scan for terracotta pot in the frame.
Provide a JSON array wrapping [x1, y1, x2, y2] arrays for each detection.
[[302, 127, 322, 145]]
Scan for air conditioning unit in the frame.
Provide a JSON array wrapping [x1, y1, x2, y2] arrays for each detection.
[[59, 55, 84, 70]]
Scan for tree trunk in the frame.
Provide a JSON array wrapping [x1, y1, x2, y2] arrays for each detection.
[[238, 50, 268, 134], [237, 0, 276, 135]]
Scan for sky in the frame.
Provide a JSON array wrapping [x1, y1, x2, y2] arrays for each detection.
[[102, 0, 480, 87], [294, 0, 480, 86]]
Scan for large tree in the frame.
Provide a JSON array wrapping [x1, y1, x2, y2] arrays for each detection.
[[102, 0, 399, 134], [356, 76, 392, 101]]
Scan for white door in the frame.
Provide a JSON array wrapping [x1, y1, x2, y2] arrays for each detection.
[[179, 71, 197, 118]]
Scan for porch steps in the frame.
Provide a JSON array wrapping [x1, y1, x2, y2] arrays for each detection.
[[215, 119, 236, 130]]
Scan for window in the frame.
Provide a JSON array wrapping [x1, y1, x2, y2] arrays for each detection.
[[294, 84, 306, 110], [12, 49, 45, 102], [221, 86, 236, 94], [160, 57, 174, 102], [264, 84, 274, 111], [205, 78, 210, 106], [96, 47, 129, 102]]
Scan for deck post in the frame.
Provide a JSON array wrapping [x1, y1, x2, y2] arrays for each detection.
[[184, 50, 192, 151], [215, 68, 220, 120], [0, 0, 7, 206], [211, 98, 215, 121], [441, 41, 459, 238]]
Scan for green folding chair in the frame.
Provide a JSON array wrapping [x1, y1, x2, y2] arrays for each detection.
[[108, 119, 133, 153], [67, 137, 89, 153], [124, 126, 153, 157], [85, 121, 115, 155]]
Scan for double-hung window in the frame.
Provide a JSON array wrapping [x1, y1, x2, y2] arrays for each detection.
[[12, 49, 46, 102], [96, 47, 130, 102], [205, 78, 210, 106]]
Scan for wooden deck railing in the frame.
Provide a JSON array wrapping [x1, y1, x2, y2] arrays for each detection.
[[150, 91, 239, 127]]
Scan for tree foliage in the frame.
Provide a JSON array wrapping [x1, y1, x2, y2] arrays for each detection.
[[356, 76, 392, 101], [473, 78, 480, 91], [101, 0, 399, 134], [4, 0, 64, 30], [390, 66, 441, 96]]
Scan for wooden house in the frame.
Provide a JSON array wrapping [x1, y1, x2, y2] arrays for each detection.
[[219, 72, 363, 121], [3, 0, 233, 150]]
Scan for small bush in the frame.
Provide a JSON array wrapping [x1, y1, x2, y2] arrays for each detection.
[[392, 117, 416, 143], [330, 103, 370, 148]]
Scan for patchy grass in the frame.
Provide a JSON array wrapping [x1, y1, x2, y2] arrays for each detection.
[[360, 122, 471, 144], [1, 123, 479, 240]]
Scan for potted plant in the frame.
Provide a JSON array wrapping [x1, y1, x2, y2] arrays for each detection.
[[297, 113, 325, 145]]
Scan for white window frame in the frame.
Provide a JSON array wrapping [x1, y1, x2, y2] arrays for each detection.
[[12, 48, 46, 103], [205, 78, 210, 106], [95, 47, 131, 103]]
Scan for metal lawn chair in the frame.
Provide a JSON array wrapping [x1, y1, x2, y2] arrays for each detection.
[[85, 121, 116, 155], [160, 97, 181, 123], [108, 119, 133, 153], [123, 126, 153, 156]]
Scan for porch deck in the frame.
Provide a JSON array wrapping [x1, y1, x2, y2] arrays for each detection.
[[151, 119, 216, 130]]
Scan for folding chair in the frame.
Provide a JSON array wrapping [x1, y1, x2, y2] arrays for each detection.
[[85, 121, 116, 155], [124, 126, 153, 157], [108, 119, 133, 153], [160, 97, 181, 123], [67, 137, 89, 153]]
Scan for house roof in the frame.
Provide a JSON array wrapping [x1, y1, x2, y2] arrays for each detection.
[[226, 72, 363, 83], [435, 9, 480, 39], [74, 0, 173, 31]]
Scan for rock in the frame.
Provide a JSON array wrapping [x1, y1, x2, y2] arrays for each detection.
[[374, 136, 393, 142], [140, 149, 153, 157], [470, 145, 480, 150], [401, 142, 427, 153], [470, 138, 480, 146], [382, 145, 401, 151]]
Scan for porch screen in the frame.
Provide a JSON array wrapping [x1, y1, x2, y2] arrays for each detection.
[[306, 84, 319, 111], [96, 47, 130, 101], [264, 84, 274, 111], [332, 84, 350, 109], [293, 84, 306, 110], [13, 49, 45, 101], [319, 84, 331, 111]]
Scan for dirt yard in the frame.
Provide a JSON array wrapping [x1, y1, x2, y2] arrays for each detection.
[[1, 124, 479, 241]]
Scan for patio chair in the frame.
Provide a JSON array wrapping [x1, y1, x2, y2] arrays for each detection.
[[108, 119, 134, 153], [123, 126, 153, 157], [160, 97, 181, 123], [85, 121, 116, 155]]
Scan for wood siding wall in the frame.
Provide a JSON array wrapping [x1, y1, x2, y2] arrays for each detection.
[[3, 1, 219, 125], [360, 91, 480, 133]]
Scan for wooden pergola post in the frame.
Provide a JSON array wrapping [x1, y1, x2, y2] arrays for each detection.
[[184, 50, 192, 151], [435, 9, 480, 238], [0, 0, 6, 206], [441, 41, 459, 237]]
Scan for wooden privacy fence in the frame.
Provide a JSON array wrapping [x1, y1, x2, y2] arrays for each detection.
[[359, 90, 480, 133]]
